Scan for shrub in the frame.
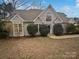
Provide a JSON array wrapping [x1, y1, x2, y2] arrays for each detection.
[[53, 24, 63, 36], [0, 30, 9, 38], [66, 24, 76, 34], [75, 25, 79, 34], [39, 24, 50, 36], [0, 21, 9, 38], [27, 24, 38, 36]]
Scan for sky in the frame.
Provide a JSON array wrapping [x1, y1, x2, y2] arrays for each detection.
[[0, 0, 79, 17]]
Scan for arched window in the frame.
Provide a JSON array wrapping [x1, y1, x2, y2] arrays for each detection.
[[46, 15, 51, 21]]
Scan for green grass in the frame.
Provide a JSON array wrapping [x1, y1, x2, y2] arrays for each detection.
[[0, 37, 79, 59]]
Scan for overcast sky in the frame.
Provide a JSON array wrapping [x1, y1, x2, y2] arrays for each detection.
[[0, 0, 79, 17]]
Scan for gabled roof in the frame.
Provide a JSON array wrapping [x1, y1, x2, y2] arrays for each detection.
[[57, 12, 69, 23], [47, 5, 57, 13], [46, 5, 69, 23], [48, 5, 52, 9], [15, 9, 43, 22], [6, 5, 69, 23]]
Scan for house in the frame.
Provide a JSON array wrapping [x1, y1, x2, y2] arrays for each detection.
[[4, 5, 71, 37], [72, 18, 79, 24], [68, 18, 76, 24]]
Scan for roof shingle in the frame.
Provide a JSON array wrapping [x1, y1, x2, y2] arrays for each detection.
[[15, 9, 43, 22]]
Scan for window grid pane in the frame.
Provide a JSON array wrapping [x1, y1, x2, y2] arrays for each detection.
[[19, 24, 22, 32], [46, 15, 51, 21], [14, 24, 18, 33]]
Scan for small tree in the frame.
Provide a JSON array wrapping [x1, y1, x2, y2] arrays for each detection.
[[66, 24, 76, 34], [53, 24, 63, 36], [39, 24, 50, 36], [27, 24, 38, 36]]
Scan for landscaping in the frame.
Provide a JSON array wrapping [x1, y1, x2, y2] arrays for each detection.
[[66, 24, 79, 34], [53, 24, 63, 36], [0, 21, 9, 38], [27, 23, 79, 37], [27, 24, 38, 36], [39, 24, 50, 36], [27, 24, 50, 37]]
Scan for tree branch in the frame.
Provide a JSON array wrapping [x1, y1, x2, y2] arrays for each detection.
[[16, 0, 30, 8]]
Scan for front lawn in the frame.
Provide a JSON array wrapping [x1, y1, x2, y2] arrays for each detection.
[[0, 37, 79, 59]]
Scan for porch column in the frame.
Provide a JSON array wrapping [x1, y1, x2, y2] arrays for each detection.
[[37, 24, 40, 35], [50, 24, 54, 34], [13, 24, 15, 36], [22, 24, 24, 36], [62, 24, 66, 33]]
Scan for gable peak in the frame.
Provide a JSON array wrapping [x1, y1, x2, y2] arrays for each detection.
[[48, 5, 52, 9]]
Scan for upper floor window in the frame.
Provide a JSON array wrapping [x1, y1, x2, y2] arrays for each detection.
[[46, 15, 52, 21]]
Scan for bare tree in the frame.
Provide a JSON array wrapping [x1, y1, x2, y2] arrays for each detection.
[[1, 0, 31, 10]]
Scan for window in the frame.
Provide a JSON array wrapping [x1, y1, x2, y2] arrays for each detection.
[[46, 15, 51, 21], [14, 24, 18, 32], [14, 24, 22, 33], [19, 24, 22, 32]]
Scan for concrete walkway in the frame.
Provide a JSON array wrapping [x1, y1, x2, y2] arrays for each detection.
[[48, 34, 79, 39]]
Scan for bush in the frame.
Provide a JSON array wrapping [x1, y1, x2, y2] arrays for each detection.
[[66, 24, 76, 34], [53, 24, 63, 36], [39, 24, 50, 36], [0, 30, 9, 38], [27, 24, 38, 36], [0, 21, 9, 38], [75, 25, 79, 34]]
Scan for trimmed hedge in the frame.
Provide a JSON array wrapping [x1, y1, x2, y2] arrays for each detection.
[[27, 24, 38, 36], [53, 24, 63, 36], [39, 24, 50, 36]]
